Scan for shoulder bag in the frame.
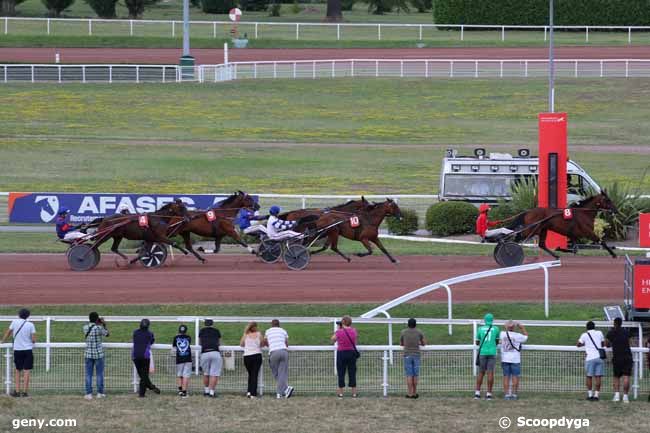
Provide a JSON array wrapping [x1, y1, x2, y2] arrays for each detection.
[[12, 320, 28, 349], [505, 331, 522, 352], [342, 328, 360, 359], [586, 331, 607, 360]]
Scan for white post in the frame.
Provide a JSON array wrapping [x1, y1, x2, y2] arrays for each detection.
[[441, 284, 453, 335], [543, 265, 549, 317], [31, 65, 34, 83], [501, 26, 505, 41], [194, 317, 200, 375], [88, 19, 92, 36], [380, 311, 393, 365], [474, 60, 478, 78], [628, 27, 632, 45], [5, 347, 11, 394], [625, 60, 629, 78], [132, 364, 138, 393], [4, 17, 7, 35], [450, 60, 453, 78], [375, 60, 379, 77], [350, 60, 354, 77], [254, 63, 257, 79], [337, 24, 340, 41], [224, 43, 228, 64], [82, 65, 86, 83], [4, 65, 7, 83], [575, 60, 578, 78], [600, 60, 603, 78], [472, 321, 477, 376], [273, 62, 277, 79], [45, 318, 51, 371], [162, 66, 165, 83], [136, 65, 140, 83], [638, 323, 644, 379], [255, 23, 258, 39], [130, 20, 133, 36], [172, 21, 175, 38], [633, 351, 639, 399], [47, 18, 51, 35], [295, 23, 299, 40], [544, 26, 547, 41], [400, 60, 403, 78], [419, 25, 422, 40], [293, 62, 296, 79], [378, 24, 381, 41], [312, 61, 315, 79], [331, 61, 335, 78], [382, 350, 389, 397], [57, 65, 61, 84], [585, 26, 588, 43], [525, 60, 528, 77], [499, 60, 503, 78], [213, 22, 217, 39], [460, 25, 464, 41], [425, 60, 429, 78], [109, 65, 112, 84]]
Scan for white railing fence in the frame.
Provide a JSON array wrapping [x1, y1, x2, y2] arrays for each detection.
[[202, 59, 650, 82], [0, 316, 647, 397], [0, 64, 191, 84], [2, 17, 650, 43]]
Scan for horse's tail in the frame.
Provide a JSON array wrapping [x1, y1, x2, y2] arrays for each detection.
[[505, 212, 528, 242]]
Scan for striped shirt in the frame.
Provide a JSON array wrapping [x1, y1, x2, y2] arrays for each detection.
[[83, 323, 109, 359], [265, 327, 288, 353], [266, 216, 296, 237]]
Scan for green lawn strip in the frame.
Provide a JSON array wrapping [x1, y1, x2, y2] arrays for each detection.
[[1, 80, 650, 193], [0, 303, 607, 347], [1, 394, 645, 433]]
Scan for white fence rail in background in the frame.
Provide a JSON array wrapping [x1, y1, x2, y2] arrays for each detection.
[[203, 59, 650, 82], [0, 64, 185, 83], [2, 17, 650, 43]]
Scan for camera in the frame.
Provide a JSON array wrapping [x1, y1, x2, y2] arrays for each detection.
[[336, 321, 342, 327], [97, 317, 105, 326]]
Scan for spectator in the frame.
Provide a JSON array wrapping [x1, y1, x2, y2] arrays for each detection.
[[499, 321, 528, 400], [474, 313, 500, 400], [1, 308, 36, 397], [330, 315, 359, 398], [400, 318, 426, 399], [263, 319, 294, 399], [83, 312, 109, 400], [577, 320, 605, 401], [199, 319, 222, 398], [132, 319, 160, 398], [605, 317, 632, 403], [172, 324, 192, 398], [240, 321, 263, 399]]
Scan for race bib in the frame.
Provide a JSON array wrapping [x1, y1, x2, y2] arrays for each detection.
[[349, 216, 360, 228], [138, 215, 149, 228], [206, 210, 216, 222], [563, 208, 573, 220]]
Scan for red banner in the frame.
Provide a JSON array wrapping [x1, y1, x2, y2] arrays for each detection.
[[634, 263, 650, 309]]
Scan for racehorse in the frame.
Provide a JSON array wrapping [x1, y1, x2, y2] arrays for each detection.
[[506, 191, 618, 259], [172, 191, 260, 263], [280, 197, 371, 222], [94, 200, 189, 263], [296, 198, 402, 263]]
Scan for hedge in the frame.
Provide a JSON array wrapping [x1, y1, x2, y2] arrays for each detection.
[[386, 208, 419, 236], [432, 0, 650, 26], [425, 201, 478, 236]]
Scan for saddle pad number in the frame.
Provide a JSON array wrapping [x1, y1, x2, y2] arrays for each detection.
[[349, 216, 360, 228], [206, 210, 217, 222], [138, 215, 149, 228], [563, 209, 573, 220]]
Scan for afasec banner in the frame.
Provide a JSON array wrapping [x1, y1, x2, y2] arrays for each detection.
[[8, 192, 245, 223]]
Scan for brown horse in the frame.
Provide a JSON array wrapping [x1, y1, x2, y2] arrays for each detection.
[[296, 198, 402, 263], [280, 197, 371, 222], [506, 191, 618, 258], [172, 191, 260, 263], [94, 200, 189, 263]]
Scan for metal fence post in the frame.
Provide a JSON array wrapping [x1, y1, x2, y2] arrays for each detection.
[[88, 19, 92, 36], [501, 26, 505, 41], [292, 62, 296, 79], [172, 21, 175, 38], [58, 65, 62, 83], [472, 321, 477, 376], [136, 65, 140, 84], [600, 60, 603, 78], [628, 27, 632, 44], [301, 197, 306, 208], [5, 347, 11, 395], [450, 60, 453, 78], [130, 19, 134, 36], [46, 317, 51, 371], [375, 60, 379, 78], [400, 60, 403, 78], [544, 26, 547, 41], [585, 26, 588, 43], [4, 65, 7, 83], [350, 60, 354, 78], [638, 323, 644, 379], [474, 60, 478, 78], [525, 60, 528, 77], [295, 23, 299, 40], [425, 61, 429, 78], [332, 61, 335, 78], [47, 18, 51, 35], [194, 317, 200, 375], [132, 364, 138, 393], [255, 22, 258, 39], [213, 22, 217, 39], [382, 350, 389, 397], [82, 65, 86, 83], [337, 24, 340, 41], [499, 60, 503, 78], [625, 60, 629, 78], [31, 65, 34, 83], [574, 60, 578, 78], [4, 17, 7, 35], [419, 25, 422, 41], [378, 24, 381, 41], [109, 65, 112, 83], [460, 25, 464, 41]]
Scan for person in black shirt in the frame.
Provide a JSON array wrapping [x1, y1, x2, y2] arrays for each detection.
[[199, 319, 222, 397], [173, 324, 193, 398], [132, 319, 160, 398], [605, 318, 632, 403]]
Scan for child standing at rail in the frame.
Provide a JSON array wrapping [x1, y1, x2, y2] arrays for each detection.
[[172, 325, 192, 398]]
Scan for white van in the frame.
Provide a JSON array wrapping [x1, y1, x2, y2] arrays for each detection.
[[439, 148, 601, 204]]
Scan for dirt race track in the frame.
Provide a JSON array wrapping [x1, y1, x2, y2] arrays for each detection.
[[0, 254, 622, 305], [2, 46, 650, 64]]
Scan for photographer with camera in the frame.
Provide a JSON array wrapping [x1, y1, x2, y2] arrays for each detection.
[[83, 312, 109, 400]]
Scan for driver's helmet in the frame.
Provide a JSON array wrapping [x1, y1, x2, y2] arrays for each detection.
[[269, 206, 281, 216], [479, 203, 491, 214], [58, 207, 70, 215]]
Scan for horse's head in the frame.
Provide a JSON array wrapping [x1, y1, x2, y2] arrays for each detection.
[[158, 199, 188, 217], [237, 190, 260, 211], [383, 198, 402, 220], [596, 189, 617, 214]]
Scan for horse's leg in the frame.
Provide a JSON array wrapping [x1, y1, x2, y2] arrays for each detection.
[[213, 235, 223, 254], [370, 237, 399, 264], [328, 232, 351, 263], [109, 237, 129, 261], [355, 239, 374, 258], [180, 232, 206, 263], [600, 240, 617, 258], [538, 229, 560, 259]]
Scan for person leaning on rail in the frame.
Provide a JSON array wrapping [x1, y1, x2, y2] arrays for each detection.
[[499, 321, 527, 400], [132, 319, 160, 398], [1, 308, 36, 398]]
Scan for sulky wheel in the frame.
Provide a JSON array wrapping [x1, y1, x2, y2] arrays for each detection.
[[494, 241, 525, 267], [258, 239, 282, 264], [283, 243, 310, 271], [67, 244, 98, 271], [493, 243, 504, 267], [139, 242, 168, 268]]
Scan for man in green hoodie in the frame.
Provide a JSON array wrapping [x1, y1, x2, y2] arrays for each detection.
[[474, 313, 500, 400]]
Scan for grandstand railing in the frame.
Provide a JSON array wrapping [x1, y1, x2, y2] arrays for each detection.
[[2, 17, 650, 43], [200, 59, 650, 82], [0, 316, 646, 397], [1, 342, 648, 398]]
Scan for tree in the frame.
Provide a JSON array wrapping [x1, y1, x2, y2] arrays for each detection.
[[241, 0, 268, 11], [124, 0, 162, 19], [1, 0, 27, 16], [325, 0, 342, 21], [84, 0, 119, 18], [200, 0, 235, 14], [367, 0, 409, 15], [409, 0, 431, 13], [41, 0, 75, 17]]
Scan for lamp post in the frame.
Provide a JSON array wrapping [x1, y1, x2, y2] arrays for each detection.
[[179, 0, 195, 79], [548, 0, 555, 112]]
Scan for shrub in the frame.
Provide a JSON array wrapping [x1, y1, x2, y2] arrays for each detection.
[[269, 1, 281, 16], [84, 0, 119, 18], [386, 208, 419, 236], [241, 0, 268, 11], [425, 201, 478, 236], [42, 0, 75, 17], [599, 182, 649, 241], [409, 0, 430, 13], [341, 0, 355, 11], [367, 0, 409, 15], [200, 0, 236, 14], [290, 0, 301, 13]]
